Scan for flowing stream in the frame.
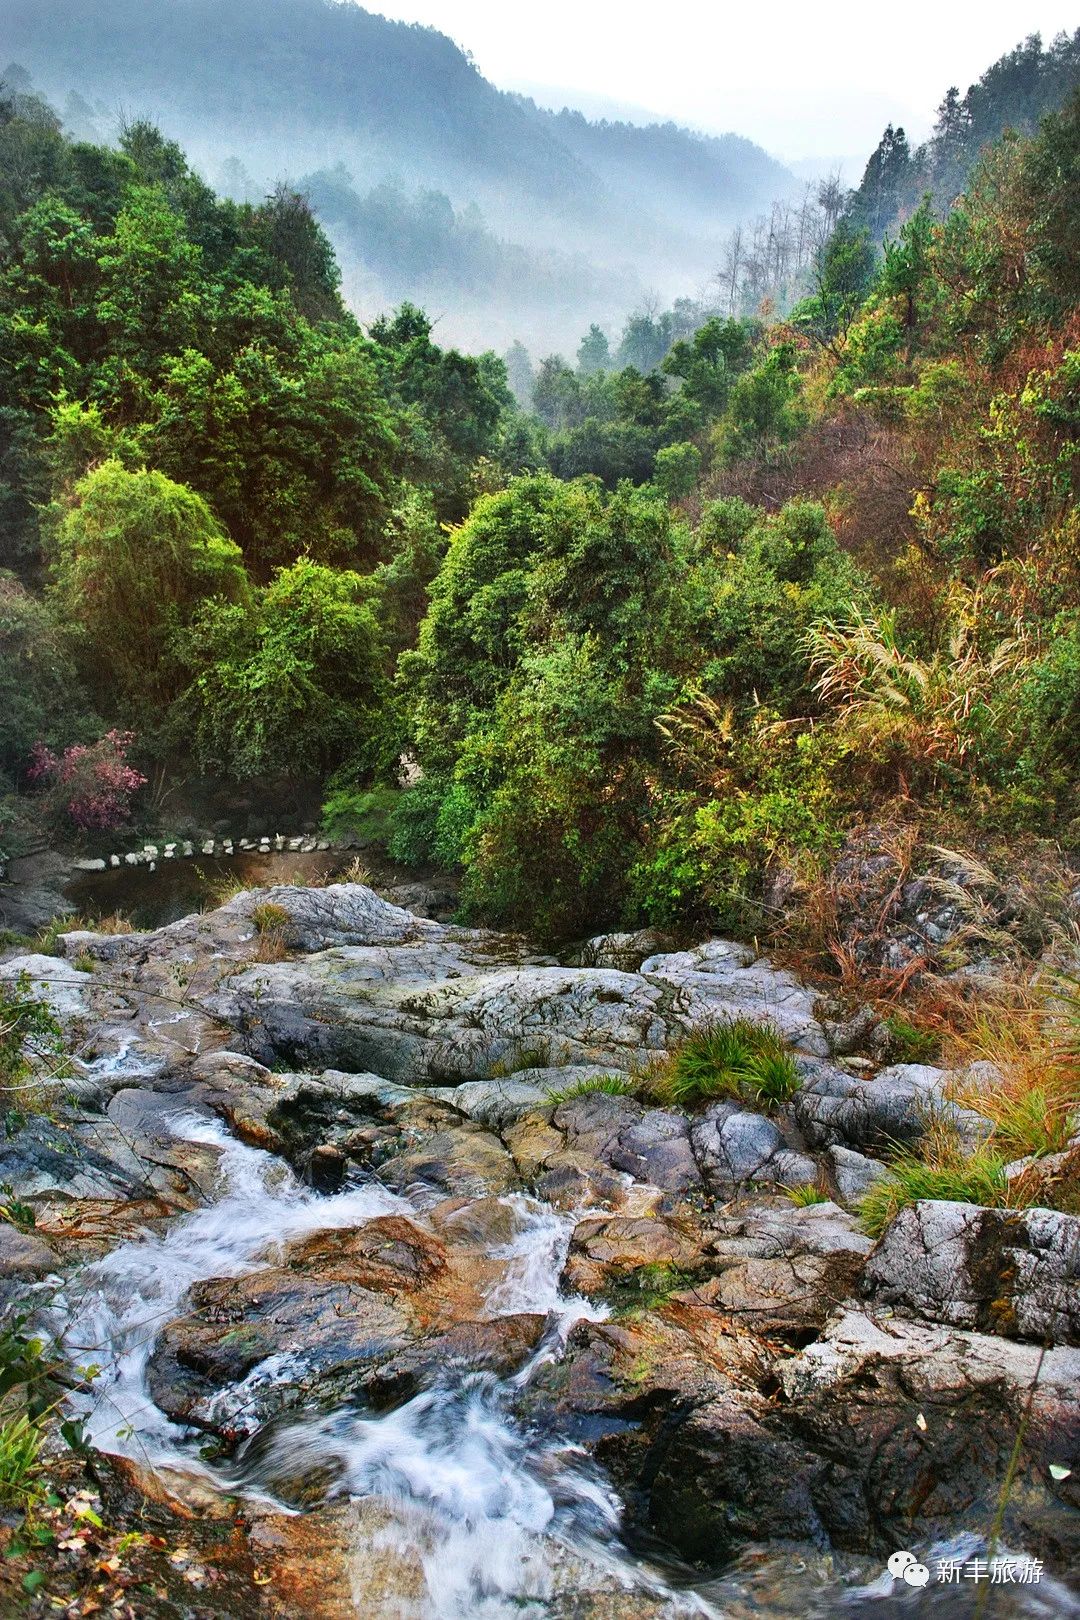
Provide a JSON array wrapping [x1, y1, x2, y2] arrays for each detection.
[[49, 1113, 1080, 1620], [53, 1114, 717, 1618]]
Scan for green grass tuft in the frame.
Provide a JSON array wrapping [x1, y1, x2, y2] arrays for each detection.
[[881, 1012, 941, 1063], [983, 1086, 1076, 1159], [0, 1410, 44, 1511], [743, 1049, 801, 1106], [546, 1073, 636, 1104], [858, 1138, 1014, 1238], [250, 902, 291, 936], [658, 1019, 799, 1109], [785, 1182, 830, 1206]]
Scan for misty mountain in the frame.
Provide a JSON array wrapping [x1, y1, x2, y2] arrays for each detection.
[[0, 0, 794, 348]]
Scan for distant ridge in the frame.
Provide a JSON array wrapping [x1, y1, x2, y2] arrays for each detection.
[[0, 0, 791, 221]]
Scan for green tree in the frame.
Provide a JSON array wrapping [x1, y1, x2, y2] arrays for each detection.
[[653, 441, 702, 501], [723, 343, 807, 459], [399, 476, 694, 932], [793, 221, 877, 350], [179, 558, 388, 779], [662, 316, 753, 417], [531, 356, 581, 431], [576, 324, 611, 375], [51, 460, 248, 711], [0, 572, 94, 780], [502, 340, 535, 409]]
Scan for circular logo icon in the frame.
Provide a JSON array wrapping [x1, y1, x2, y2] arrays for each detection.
[[903, 1563, 931, 1588], [887, 1551, 917, 1578]]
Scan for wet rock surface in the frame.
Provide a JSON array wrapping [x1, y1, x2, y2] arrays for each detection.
[[2, 881, 1077, 1616]]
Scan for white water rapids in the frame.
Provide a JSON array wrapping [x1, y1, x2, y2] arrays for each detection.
[[52, 1113, 716, 1619], [46, 1110, 1080, 1620]]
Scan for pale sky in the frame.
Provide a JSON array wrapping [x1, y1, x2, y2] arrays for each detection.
[[364, 0, 1079, 160]]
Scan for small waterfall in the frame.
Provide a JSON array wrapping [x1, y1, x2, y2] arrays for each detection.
[[53, 1112, 716, 1618], [52, 1109, 1072, 1620]]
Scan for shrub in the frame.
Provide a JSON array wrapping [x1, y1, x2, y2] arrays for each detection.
[[27, 729, 145, 832], [721, 342, 807, 460], [51, 460, 248, 712], [0, 573, 95, 782], [944, 990, 1080, 1160], [178, 559, 389, 781], [653, 441, 702, 502], [1, 973, 64, 1098], [321, 786, 401, 847], [0, 1409, 44, 1513], [807, 596, 1033, 794]]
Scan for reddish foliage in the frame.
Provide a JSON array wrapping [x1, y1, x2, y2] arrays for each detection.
[[28, 730, 147, 831]]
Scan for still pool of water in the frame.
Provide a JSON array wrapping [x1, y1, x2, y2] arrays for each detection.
[[64, 848, 364, 929]]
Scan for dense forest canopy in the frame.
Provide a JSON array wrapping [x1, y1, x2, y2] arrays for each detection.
[[0, 0, 792, 350], [2, 25, 1080, 950]]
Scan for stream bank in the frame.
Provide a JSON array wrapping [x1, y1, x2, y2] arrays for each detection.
[[0, 881, 1078, 1616]]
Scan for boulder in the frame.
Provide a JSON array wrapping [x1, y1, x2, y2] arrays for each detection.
[[424, 1070, 611, 1128], [573, 930, 674, 971], [553, 1092, 702, 1195], [828, 1144, 889, 1203], [146, 1214, 478, 1435], [862, 1200, 1080, 1344], [792, 1058, 991, 1153], [640, 938, 829, 1054], [693, 1197, 873, 1334], [0, 953, 92, 1020], [689, 1104, 815, 1193], [0, 1223, 60, 1313], [561, 1214, 708, 1296]]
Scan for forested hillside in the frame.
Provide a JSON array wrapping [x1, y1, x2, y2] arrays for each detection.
[[0, 0, 792, 349], [3, 47, 1079, 946]]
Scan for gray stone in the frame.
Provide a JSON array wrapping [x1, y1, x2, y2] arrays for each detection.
[[708, 1197, 874, 1265], [641, 939, 828, 1055], [0, 1223, 59, 1279], [688, 1105, 817, 1193], [554, 1092, 701, 1194], [690, 1105, 786, 1188], [0, 954, 92, 1020], [792, 1057, 990, 1153], [425, 1069, 617, 1128], [194, 892, 830, 1084], [782, 1305, 1080, 1410], [574, 930, 673, 971], [427, 1076, 549, 1126], [863, 1200, 1080, 1345], [828, 1144, 889, 1203]]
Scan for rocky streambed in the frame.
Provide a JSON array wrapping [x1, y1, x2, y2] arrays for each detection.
[[1, 884, 1079, 1617]]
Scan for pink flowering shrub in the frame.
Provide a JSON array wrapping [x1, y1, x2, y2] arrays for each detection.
[[28, 731, 147, 832]]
